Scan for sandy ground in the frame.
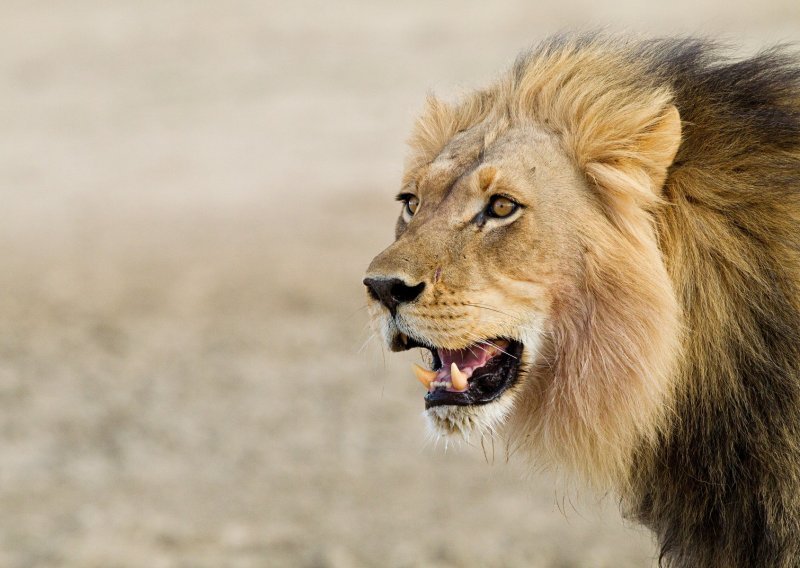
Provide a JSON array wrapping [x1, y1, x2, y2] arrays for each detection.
[[0, 1, 797, 566]]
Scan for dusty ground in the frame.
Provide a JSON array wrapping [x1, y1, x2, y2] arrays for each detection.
[[0, 1, 797, 566]]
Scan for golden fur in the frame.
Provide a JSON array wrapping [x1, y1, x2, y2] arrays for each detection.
[[365, 34, 800, 566]]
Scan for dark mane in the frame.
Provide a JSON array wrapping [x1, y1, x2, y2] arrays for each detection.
[[631, 38, 800, 567]]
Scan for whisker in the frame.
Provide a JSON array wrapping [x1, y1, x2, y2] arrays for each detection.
[[379, 337, 386, 398], [465, 331, 517, 359], [461, 331, 506, 357], [463, 332, 518, 360], [463, 302, 518, 319], [470, 342, 492, 355], [357, 332, 377, 354], [462, 331, 493, 354], [477, 339, 518, 360], [344, 303, 371, 321]]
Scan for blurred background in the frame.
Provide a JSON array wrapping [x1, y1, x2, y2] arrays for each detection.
[[0, 1, 797, 566]]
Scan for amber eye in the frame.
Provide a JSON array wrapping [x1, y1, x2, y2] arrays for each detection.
[[405, 195, 419, 216], [487, 196, 518, 218]]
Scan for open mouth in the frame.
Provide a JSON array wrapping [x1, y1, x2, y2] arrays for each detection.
[[396, 334, 524, 409]]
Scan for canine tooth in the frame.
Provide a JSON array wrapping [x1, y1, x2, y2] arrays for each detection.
[[450, 362, 468, 391], [412, 364, 436, 388], [399, 333, 408, 346]]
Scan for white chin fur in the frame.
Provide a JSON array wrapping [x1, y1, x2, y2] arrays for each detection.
[[424, 391, 517, 441]]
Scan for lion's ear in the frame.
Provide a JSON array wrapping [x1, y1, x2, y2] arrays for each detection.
[[580, 103, 681, 228], [635, 104, 682, 190]]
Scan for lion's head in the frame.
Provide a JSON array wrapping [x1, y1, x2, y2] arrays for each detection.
[[364, 38, 684, 487], [364, 34, 800, 565]]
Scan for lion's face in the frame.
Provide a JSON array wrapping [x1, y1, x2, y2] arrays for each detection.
[[365, 124, 600, 438], [364, 41, 685, 486]]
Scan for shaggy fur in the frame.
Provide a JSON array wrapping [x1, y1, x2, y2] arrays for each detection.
[[366, 35, 800, 566]]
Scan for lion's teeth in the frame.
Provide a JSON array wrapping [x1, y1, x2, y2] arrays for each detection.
[[450, 362, 468, 391], [412, 364, 436, 389]]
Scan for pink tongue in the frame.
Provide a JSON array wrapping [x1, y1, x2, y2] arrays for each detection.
[[434, 342, 506, 383], [439, 346, 495, 370]]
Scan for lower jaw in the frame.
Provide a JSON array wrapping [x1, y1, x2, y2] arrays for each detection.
[[425, 391, 520, 439]]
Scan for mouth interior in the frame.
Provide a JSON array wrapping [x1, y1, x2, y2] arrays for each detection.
[[402, 336, 523, 409]]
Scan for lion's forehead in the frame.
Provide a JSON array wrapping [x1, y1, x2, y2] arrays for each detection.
[[408, 125, 485, 191], [414, 124, 576, 200]]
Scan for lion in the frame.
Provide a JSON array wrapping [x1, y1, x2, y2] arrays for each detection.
[[363, 34, 800, 566]]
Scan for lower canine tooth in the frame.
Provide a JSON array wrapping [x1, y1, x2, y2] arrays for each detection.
[[450, 362, 468, 391], [412, 364, 436, 389]]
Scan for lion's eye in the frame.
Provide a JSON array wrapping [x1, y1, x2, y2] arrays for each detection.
[[405, 195, 419, 216], [487, 196, 518, 218]]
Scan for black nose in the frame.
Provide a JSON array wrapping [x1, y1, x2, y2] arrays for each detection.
[[363, 277, 425, 315]]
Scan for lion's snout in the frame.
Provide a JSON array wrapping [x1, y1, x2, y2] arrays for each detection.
[[363, 277, 425, 316]]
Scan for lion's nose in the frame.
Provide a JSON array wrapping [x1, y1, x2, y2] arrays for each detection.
[[363, 277, 425, 315]]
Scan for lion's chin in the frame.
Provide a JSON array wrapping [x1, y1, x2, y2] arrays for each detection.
[[424, 389, 519, 440]]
